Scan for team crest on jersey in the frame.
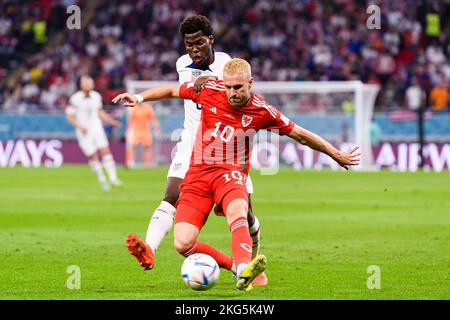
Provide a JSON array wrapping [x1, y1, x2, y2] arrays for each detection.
[[241, 115, 253, 127], [192, 70, 202, 78]]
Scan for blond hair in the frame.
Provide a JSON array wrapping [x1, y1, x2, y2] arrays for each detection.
[[224, 58, 252, 79]]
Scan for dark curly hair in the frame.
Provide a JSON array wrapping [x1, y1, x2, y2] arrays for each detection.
[[179, 15, 213, 37]]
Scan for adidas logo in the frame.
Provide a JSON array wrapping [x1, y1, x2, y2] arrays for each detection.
[[209, 107, 217, 114]]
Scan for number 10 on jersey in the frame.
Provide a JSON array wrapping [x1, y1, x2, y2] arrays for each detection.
[[211, 121, 235, 142]]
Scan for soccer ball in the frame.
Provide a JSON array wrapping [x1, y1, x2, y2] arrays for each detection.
[[181, 253, 220, 291]]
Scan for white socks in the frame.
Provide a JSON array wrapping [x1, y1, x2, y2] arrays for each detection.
[[102, 154, 119, 183], [89, 160, 107, 183], [146, 201, 176, 253], [249, 216, 261, 259]]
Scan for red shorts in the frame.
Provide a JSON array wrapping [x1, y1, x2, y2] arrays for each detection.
[[175, 166, 249, 230]]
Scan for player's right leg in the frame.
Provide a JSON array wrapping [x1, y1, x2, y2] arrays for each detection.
[[173, 204, 234, 272], [99, 146, 122, 187], [125, 232, 154, 270], [136, 147, 192, 269], [77, 132, 109, 190], [143, 145, 153, 168], [125, 144, 136, 168], [126, 178, 180, 271]]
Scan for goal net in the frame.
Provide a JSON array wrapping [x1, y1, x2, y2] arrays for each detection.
[[126, 80, 380, 171]]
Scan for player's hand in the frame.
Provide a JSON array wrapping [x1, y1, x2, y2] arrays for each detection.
[[194, 76, 217, 94], [334, 146, 361, 170], [112, 93, 137, 107]]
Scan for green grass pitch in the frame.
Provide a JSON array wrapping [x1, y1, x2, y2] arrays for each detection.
[[0, 165, 449, 300]]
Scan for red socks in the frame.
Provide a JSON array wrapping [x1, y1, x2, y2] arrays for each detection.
[[178, 217, 252, 271], [229, 217, 252, 267]]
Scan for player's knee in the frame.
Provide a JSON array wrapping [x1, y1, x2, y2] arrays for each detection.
[[225, 199, 248, 225], [173, 223, 197, 254], [174, 235, 196, 255]]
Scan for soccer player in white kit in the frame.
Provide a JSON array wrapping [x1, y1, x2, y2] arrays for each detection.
[[117, 16, 267, 286], [66, 75, 122, 191]]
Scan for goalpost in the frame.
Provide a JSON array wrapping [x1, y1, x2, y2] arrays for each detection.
[[126, 80, 380, 170]]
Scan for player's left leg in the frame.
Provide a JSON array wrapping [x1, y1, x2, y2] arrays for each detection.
[[223, 195, 266, 291], [99, 146, 122, 187]]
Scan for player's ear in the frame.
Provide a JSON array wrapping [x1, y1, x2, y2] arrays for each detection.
[[248, 77, 254, 90], [209, 35, 214, 45]]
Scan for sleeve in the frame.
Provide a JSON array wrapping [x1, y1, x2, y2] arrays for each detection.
[[178, 81, 202, 103], [262, 106, 295, 136], [65, 95, 76, 115]]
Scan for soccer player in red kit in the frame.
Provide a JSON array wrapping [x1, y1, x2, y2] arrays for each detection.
[[112, 58, 361, 291]]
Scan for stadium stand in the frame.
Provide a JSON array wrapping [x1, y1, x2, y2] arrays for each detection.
[[1, 0, 449, 113]]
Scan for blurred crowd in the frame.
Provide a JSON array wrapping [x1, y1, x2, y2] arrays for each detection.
[[1, 0, 449, 113]]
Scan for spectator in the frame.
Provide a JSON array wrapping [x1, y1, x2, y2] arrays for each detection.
[[405, 77, 425, 111], [1, 0, 450, 114]]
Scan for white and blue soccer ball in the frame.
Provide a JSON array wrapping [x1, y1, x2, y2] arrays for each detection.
[[181, 253, 220, 291]]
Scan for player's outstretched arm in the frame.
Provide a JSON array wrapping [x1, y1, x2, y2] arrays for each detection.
[[111, 85, 181, 107], [287, 124, 361, 170]]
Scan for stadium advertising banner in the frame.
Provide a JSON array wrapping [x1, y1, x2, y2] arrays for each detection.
[[272, 141, 450, 172], [0, 140, 124, 168], [0, 139, 449, 172]]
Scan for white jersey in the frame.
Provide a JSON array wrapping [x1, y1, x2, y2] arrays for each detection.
[[66, 90, 104, 134], [176, 51, 231, 146], [66, 90, 109, 156]]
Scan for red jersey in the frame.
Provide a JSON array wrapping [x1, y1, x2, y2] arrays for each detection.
[[179, 80, 295, 174]]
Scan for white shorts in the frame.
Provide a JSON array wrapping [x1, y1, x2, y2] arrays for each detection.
[[76, 128, 109, 157], [167, 141, 254, 194]]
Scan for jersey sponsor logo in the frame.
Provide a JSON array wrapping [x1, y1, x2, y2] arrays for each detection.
[[242, 115, 253, 127]]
